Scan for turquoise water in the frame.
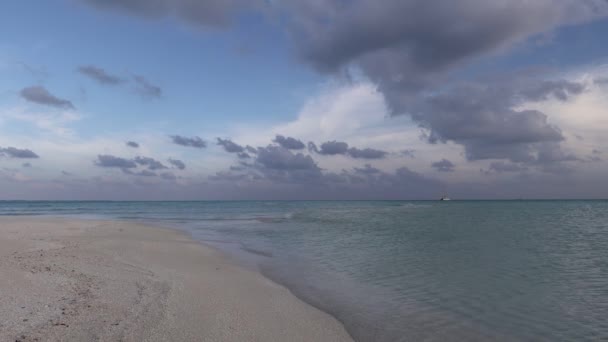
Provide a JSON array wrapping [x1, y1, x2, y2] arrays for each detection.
[[1, 200, 607, 341]]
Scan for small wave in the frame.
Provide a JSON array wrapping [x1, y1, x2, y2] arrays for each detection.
[[399, 203, 432, 209], [254, 213, 294, 223], [241, 246, 274, 257]]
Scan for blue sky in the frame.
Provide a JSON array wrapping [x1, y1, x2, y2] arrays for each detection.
[[1, 0, 608, 200], [1, 1, 319, 134]]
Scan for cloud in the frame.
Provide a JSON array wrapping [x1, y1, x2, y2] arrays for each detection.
[[485, 161, 528, 174], [20, 86, 75, 109], [22, 162, 32, 168], [594, 77, 608, 85], [78, 65, 126, 85], [214, 138, 256, 159], [1, 104, 82, 136], [134, 156, 168, 170], [126, 141, 140, 148], [78, 0, 258, 28], [273, 135, 305, 150], [400, 150, 416, 158], [415, 78, 585, 163], [134, 169, 157, 177], [208, 151, 444, 199], [216, 137, 245, 153], [354, 164, 381, 175], [170, 135, 207, 148], [244, 145, 324, 184], [168, 158, 186, 170], [519, 79, 585, 101], [431, 159, 455, 172], [0, 147, 40, 159], [309, 140, 387, 159], [256, 145, 319, 171], [288, 1, 607, 75], [120, 168, 158, 177], [160, 172, 177, 180], [282, 1, 605, 170], [95, 154, 137, 169], [347, 147, 387, 159], [317, 140, 349, 155], [94, 154, 170, 176], [133, 75, 162, 98]]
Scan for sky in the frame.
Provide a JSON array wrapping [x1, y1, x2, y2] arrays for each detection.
[[1, 0, 608, 200]]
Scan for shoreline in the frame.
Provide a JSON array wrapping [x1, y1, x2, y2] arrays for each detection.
[[0, 216, 353, 342]]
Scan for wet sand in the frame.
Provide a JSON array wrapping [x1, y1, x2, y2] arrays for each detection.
[[0, 217, 353, 342]]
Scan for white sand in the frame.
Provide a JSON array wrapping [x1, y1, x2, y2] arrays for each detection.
[[0, 217, 353, 342]]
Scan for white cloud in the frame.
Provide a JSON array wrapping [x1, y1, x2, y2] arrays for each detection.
[[0, 105, 82, 136], [519, 64, 608, 158]]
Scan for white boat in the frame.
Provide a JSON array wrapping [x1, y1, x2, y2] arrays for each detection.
[[439, 196, 451, 201]]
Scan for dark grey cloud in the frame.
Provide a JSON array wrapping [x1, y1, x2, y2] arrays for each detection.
[[413, 78, 584, 163], [126, 141, 140, 148], [485, 162, 528, 174], [170, 135, 207, 149], [590, 156, 602, 162], [230, 165, 246, 172], [210, 170, 255, 182], [246, 146, 258, 154], [431, 159, 455, 172], [168, 158, 186, 170], [354, 164, 381, 175], [95, 155, 137, 169], [133, 75, 162, 98], [317, 141, 349, 155], [256, 145, 319, 171], [78, 0, 257, 28], [0, 147, 40, 159], [160, 172, 177, 180], [240, 145, 324, 184], [217, 138, 245, 153], [122, 168, 158, 177], [95, 155, 171, 176], [134, 156, 168, 170], [20, 86, 75, 109], [288, 1, 606, 75], [594, 77, 608, 85], [347, 147, 387, 159], [400, 149, 416, 158], [136, 170, 157, 177], [309, 140, 388, 159], [78, 65, 126, 85], [210, 153, 443, 199], [237, 152, 251, 159], [273, 135, 306, 150], [22, 162, 32, 168], [519, 80, 585, 101]]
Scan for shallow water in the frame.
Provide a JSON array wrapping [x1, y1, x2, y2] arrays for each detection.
[[2, 200, 607, 341]]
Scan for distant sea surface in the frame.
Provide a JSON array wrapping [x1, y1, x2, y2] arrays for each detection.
[[1, 200, 607, 341]]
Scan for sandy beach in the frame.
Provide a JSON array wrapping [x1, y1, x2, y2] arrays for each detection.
[[0, 217, 353, 342]]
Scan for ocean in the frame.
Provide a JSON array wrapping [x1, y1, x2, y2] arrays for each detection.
[[1, 200, 607, 341]]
